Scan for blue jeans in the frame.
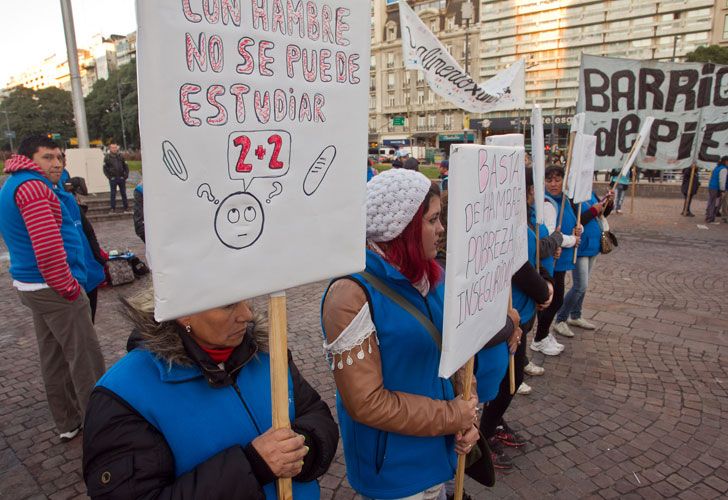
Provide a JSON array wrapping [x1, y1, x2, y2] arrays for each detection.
[[557, 255, 597, 322], [615, 184, 627, 210], [109, 178, 128, 210]]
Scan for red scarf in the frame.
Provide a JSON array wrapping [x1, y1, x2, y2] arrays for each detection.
[[200, 345, 234, 364]]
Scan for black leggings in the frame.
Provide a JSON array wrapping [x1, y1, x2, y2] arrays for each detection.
[[87, 288, 98, 323], [480, 319, 533, 439], [535, 271, 565, 342]]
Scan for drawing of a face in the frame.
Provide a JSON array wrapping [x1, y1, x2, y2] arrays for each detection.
[[214, 192, 264, 249]]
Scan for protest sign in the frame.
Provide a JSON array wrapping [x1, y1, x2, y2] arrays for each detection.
[[439, 145, 528, 378], [136, 0, 369, 321], [530, 106, 545, 224], [619, 117, 655, 177], [569, 133, 597, 204], [485, 134, 524, 148], [578, 54, 728, 170], [399, 0, 524, 113]]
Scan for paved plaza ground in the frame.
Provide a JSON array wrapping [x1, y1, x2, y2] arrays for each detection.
[[0, 195, 727, 499]]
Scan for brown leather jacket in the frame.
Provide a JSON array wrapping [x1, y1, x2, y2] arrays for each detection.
[[322, 279, 476, 437]]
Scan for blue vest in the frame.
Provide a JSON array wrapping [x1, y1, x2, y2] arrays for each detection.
[[577, 193, 601, 258], [97, 349, 319, 499], [135, 183, 144, 194], [55, 172, 105, 291], [527, 208, 555, 277], [474, 338, 508, 403], [709, 164, 727, 191], [545, 193, 576, 272], [0, 170, 87, 285], [322, 250, 456, 498]]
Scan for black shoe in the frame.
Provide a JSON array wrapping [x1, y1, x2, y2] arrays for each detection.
[[487, 436, 513, 470], [494, 423, 527, 448], [686, 212, 695, 217]]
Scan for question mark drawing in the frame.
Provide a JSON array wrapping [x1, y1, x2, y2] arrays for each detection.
[[266, 182, 283, 204], [197, 183, 219, 204], [162, 140, 189, 181]]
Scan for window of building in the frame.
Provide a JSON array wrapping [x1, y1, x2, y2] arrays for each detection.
[[388, 93, 396, 107], [369, 96, 376, 110], [444, 113, 452, 130], [428, 114, 437, 128], [387, 52, 394, 68], [418, 115, 426, 128], [405, 92, 411, 105], [446, 16, 455, 31], [724, 14, 728, 39], [427, 90, 435, 103], [417, 90, 424, 104], [387, 73, 395, 89], [386, 21, 397, 41], [370, 55, 376, 69], [431, 20, 438, 33]]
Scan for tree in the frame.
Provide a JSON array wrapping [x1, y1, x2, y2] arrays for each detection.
[[685, 45, 728, 65], [85, 61, 139, 149], [0, 86, 75, 151]]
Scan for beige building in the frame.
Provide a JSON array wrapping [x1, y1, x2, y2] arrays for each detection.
[[369, 0, 717, 155], [370, 0, 481, 153]]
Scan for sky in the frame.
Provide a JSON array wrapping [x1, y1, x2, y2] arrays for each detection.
[[0, 0, 137, 87]]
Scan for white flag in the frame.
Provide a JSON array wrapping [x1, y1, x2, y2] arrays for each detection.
[[619, 117, 655, 177], [399, 0, 524, 113], [531, 106, 546, 224]]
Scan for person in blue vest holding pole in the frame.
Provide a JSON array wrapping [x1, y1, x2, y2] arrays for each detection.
[[322, 169, 480, 500], [531, 164, 583, 354], [82, 290, 339, 499], [553, 190, 613, 337], [705, 156, 728, 223]]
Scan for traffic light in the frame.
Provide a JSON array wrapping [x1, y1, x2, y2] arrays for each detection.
[[47, 133, 61, 140]]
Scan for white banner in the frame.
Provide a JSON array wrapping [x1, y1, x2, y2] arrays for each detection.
[[530, 106, 545, 224], [399, 1, 524, 113], [439, 144, 528, 378], [485, 134, 524, 148], [137, 0, 368, 320], [570, 134, 597, 204], [578, 54, 728, 170]]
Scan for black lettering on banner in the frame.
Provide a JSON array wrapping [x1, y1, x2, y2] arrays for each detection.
[[699, 122, 728, 163], [646, 119, 677, 157], [617, 114, 640, 154], [595, 119, 617, 156], [697, 64, 715, 108], [638, 68, 664, 110], [584, 68, 610, 112], [678, 122, 698, 160], [665, 69, 698, 112], [611, 70, 636, 112], [714, 67, 728, 106]]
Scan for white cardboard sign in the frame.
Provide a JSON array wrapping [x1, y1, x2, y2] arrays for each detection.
[[439, 145, 528, 378], [530, 106, 546, 224], [569, 134, 597, 204], [136, 0, 369, 320], [485, 134, 524, 148]]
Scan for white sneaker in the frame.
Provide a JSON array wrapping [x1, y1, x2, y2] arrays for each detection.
[[552, 321, 575, 338], [530, 338, 561, 356], [547, 333, 565, 352], [59, 426, 81, 442], [516, 382, 532, 395], [524, 361, 545, 376], [567, 317, 596, 330]]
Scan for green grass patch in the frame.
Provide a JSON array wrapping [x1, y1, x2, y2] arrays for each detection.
[[128, 160, 142, 172]]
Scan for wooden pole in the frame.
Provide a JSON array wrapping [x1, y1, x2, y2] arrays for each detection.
[[572, 205, 582, 264], [557, 131, 577, 229], [269, 291, 293, 500], [682, 164, 697, 215], [630, 165, 637, 214], [453, 356, 474, 500]]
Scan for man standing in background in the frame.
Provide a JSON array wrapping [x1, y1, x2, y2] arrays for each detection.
[[705, 156, 728, 224], [103, 143, 129, 212]]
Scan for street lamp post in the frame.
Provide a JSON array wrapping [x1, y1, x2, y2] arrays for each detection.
[[461, 1, 473, 144], [59, 0, 90, 148], [117, 80, 128, 151]]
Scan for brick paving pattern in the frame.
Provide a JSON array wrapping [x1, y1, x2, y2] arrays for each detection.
[[0, 195, 727, 499]]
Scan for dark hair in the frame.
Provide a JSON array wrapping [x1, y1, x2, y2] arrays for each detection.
[[545, 164, 564, 178], [721, 156, 728, 165], [383, 183, 442, 287], [525, 167, 534, 188], [17, 135, 60, 160]]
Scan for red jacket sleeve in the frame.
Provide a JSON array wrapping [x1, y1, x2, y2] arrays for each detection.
[[15, 180, 81, 301]]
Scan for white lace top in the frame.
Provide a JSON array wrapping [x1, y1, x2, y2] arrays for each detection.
[[322, 303, 378, 370]]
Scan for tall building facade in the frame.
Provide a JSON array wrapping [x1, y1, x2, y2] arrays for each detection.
[[370, 0, 481, 153], [369, 0, 717, 154], [2, 31, 137, 98]]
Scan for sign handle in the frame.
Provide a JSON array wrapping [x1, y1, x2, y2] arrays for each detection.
[[682, 164, 697, 215], [453, 356, 475, 500], [630, 165, 637, 214], [269, 291, 293, 500], [572, 205, 582, 265], [557, 131, 577, 229]]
